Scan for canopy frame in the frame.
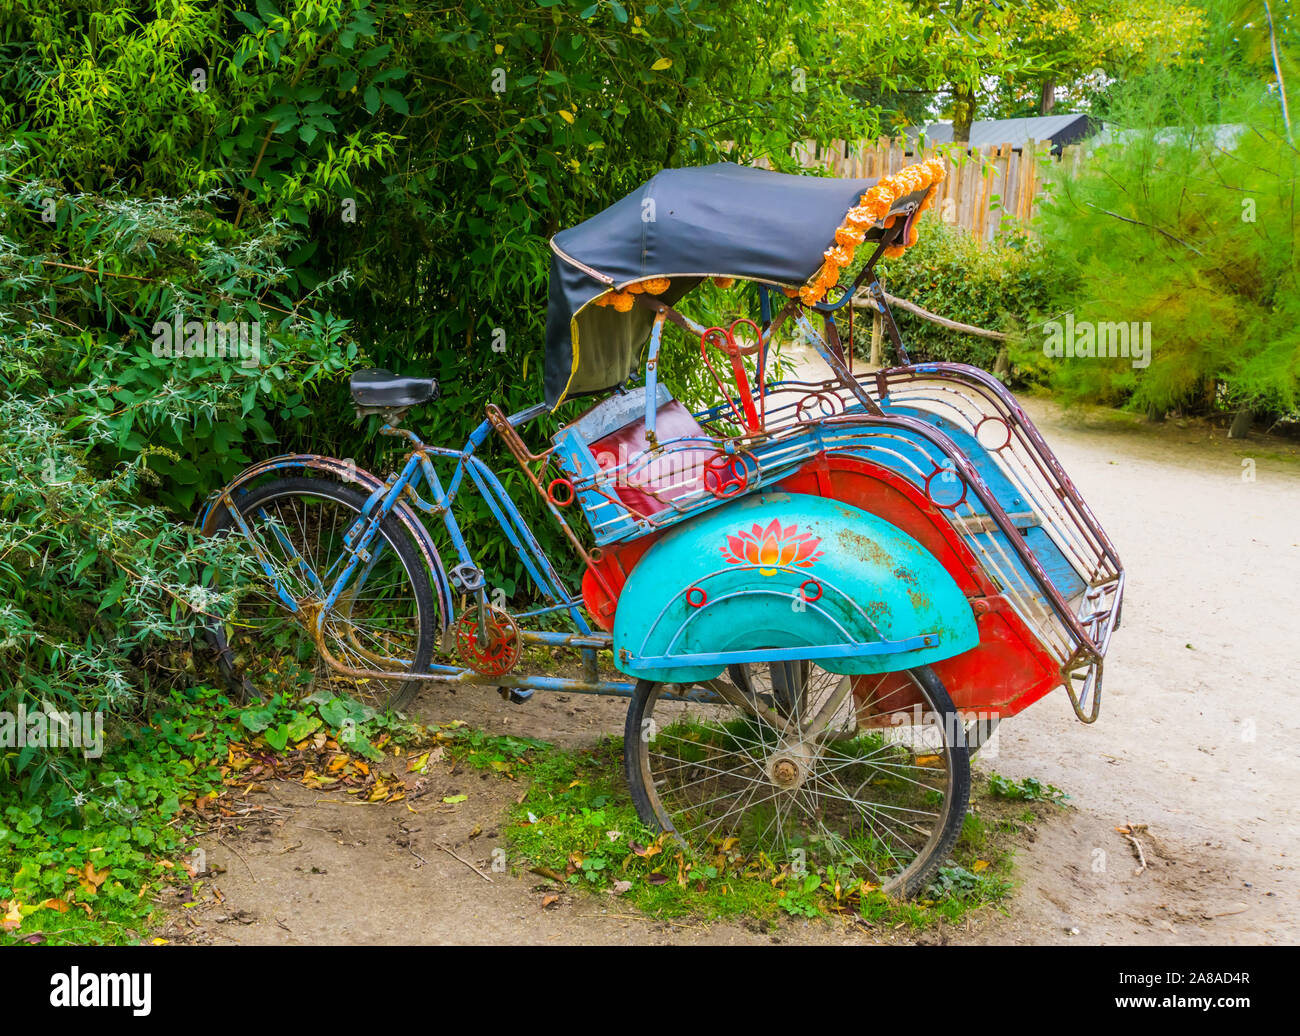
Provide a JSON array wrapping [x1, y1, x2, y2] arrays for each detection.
[[544, 162, 938, 408], [620, 213, 918, 444]]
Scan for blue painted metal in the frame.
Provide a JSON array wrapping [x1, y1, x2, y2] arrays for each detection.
[[467, 456, 569, 609], [551, 423, 625, 532], [757, 283, 773, 328], [202, 417, 596, 648], [634, 635, 938, 671], [612, 490, 979, 683], [644, 312, 666, 441]]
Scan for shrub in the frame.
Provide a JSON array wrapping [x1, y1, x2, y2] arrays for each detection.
[[0, 148, 356, 795], [848, 216, 1062, 375], [1025, 0, 1299, 418]]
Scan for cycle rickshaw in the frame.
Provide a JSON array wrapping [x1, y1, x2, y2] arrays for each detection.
[[200, 159, 1124, 896]]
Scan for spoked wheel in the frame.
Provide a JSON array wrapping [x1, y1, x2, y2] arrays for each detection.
[[205, 476, 439, 710], [624, 661, 970, 898]]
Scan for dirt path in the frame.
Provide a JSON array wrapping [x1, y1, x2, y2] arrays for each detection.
[[961, 396, 1300, 945], [167, 389, 1300, 946]]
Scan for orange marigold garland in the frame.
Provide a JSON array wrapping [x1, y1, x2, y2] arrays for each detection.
[[590, 273, 739, 310], [590, 275, 672, 309], [798, 157, 946, 305]]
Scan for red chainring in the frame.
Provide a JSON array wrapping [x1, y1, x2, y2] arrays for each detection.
[[454, 607, 522, 677]]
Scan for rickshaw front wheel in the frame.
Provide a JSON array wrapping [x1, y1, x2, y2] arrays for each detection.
[[204, 476, 439, 711], [623, 662, 970, 899]]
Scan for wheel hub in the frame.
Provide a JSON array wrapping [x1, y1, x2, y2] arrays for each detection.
[[766, 742, 815, 790]]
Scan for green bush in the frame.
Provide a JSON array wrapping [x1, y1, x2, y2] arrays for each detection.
[[0, 151, 357, 796], [848, 216, 1061, 374], [1025, 0, 1299, 418]]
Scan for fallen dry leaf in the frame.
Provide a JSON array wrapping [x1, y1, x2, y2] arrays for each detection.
[[68, 861, 110, 896], [1, 900, 23, 932]]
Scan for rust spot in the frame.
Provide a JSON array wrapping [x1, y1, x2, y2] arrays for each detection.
[[891, 565, 918, 587], [862, 599, 887, 620], [838, 528, 890, 566]]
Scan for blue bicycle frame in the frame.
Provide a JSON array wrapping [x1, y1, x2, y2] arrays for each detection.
[[206, 403, 724, 703]]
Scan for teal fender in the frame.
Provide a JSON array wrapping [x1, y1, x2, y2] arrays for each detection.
[[612, 491, 979, 683]]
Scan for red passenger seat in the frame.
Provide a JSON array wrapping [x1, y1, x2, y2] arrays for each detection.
[[587, 397, 715, 517]]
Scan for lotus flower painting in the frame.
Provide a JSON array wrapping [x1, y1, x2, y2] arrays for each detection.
[[720, 519, 824, 576]]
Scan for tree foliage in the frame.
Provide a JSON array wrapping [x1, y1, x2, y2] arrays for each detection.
[[835, 0, 1204, 138], [0, 0, 880, 795], [1021, 0, 1300, 416]]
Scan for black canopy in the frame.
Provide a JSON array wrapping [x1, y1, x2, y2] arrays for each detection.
[[544, 163, 925, 407]]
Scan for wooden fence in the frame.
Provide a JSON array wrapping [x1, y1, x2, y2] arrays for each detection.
[[760, 138, 1086, 243]]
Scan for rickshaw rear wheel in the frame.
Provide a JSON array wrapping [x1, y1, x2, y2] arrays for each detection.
[[623, 662, 970, 899]]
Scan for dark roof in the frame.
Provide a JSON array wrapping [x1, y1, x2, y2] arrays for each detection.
[[905, 114, 1092, 151]]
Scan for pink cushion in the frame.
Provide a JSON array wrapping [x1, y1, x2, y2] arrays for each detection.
[[590, 400, 715, 516]]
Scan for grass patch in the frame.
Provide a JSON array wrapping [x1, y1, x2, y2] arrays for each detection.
[[2, 696, 1066, 944], [987, 772, 1068, 804], [501, 735, 1063, 931]]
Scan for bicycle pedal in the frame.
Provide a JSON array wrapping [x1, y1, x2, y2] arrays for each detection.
[[496, 687, 534, 705]]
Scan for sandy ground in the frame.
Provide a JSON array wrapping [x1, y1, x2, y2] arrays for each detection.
[[167, 371, 1300, 946], [960, 394, 1300, 945]]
